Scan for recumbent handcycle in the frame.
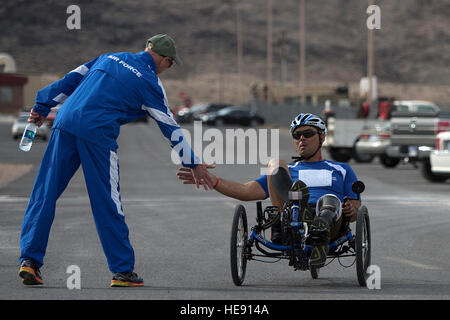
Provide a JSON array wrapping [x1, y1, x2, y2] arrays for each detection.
[[230, 172, 371, 287]]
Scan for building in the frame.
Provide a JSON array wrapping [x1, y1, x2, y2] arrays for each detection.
[[0, 73, 28, 114]]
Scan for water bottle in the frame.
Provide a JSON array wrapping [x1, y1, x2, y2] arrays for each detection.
[[19, 121, 37, 152]]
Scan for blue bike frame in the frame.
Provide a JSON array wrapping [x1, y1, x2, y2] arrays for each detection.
[[248, 204, 354, 255]]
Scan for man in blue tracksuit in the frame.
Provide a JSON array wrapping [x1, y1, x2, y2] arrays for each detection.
[[18, 34, 213, 287]]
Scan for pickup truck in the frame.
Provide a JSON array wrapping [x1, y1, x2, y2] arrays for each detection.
[[386, 100, 450, 180], [323, 117, 380, 163]]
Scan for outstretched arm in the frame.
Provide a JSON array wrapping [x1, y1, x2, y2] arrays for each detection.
[[177, 167, 266, 201]]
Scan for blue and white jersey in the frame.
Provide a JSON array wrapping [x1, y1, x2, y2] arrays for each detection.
[[255, 160, 360, 204], [32, 51, 198, 167]]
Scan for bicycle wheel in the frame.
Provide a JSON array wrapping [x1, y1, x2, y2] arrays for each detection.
[[355, 206, 371, 287], [230, 204, 248, 286]]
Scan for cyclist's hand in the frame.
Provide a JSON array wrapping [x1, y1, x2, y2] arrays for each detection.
[[192, 164, 216, 190], [342, 200, 358, 222]]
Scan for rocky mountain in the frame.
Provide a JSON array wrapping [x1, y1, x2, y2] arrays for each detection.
[[1, 0, 449, 95]]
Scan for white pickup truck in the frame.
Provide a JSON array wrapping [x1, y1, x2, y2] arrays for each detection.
[[323, 117, 380, 163], [386, 101, 450, 181]]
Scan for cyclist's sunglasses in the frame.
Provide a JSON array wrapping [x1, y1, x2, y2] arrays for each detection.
[[292, 129, 318, 140]]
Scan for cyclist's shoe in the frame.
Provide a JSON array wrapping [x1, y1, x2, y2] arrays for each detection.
[[308, 217, 331, 268], [289, 180, 309, 210], [299, 208, 315, 224], [19, 259, 43, 285], [110, 272, 144, 287]]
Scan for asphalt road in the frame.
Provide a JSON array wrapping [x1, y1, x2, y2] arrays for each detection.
[[1, 120, 449, 301]]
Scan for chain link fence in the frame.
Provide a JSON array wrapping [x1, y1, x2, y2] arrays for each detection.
[[247, 100, 361, 127]]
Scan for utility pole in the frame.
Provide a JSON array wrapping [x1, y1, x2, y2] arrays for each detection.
[[266, 0, 272, 103], [299, 0, 306, 105], [236, 3, 243, 104], [367, 0, 374, 110], [280, 30, 287, 87], [217, 33, 224, 103]]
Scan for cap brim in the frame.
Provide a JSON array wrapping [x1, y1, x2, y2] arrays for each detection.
[[174, 55, 182, 66]]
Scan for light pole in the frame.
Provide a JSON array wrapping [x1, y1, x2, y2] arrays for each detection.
[[236, 3, 243, 104], [299, 0, 306, 105], [266, 0, 273, 103], [367, 0, 374, 111]]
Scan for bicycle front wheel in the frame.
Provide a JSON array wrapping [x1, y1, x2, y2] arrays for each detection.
[[230, 204, 248, 286], [356, 206, 371, 287]]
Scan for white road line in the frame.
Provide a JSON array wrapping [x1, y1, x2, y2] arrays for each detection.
[[384, 256, 442, 270], [223, 201, 238, 209]]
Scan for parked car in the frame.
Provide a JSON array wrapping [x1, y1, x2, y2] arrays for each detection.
[[200, 106, 265, 127], [355, 121, 400, 167], [177, 103, 231, 123], [11, 112, 50, 140], [423, 131, 450, 182]]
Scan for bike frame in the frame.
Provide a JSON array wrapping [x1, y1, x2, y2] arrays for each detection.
[[248, 228, 354, 255], [248, 203, 355, 257]]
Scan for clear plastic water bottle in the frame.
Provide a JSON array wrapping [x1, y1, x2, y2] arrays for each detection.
[[19, 122, 37, 152]]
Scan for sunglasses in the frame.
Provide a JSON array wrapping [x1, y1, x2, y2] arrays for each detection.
[[292, 129, 318, 140]]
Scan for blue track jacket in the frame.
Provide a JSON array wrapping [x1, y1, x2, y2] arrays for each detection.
[[32, 51, 198, 167]]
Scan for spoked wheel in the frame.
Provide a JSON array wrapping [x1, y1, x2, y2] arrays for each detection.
[[310, 266, 320, 279], [230, 204, 248, 286], [355, 206, 371, 287]]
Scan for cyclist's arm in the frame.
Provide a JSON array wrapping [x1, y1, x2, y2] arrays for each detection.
[[177, 167, 266, 201], [212, 175, 267, 201]]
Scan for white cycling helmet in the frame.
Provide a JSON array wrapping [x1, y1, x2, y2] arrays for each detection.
[[290, 113, 327, 135]]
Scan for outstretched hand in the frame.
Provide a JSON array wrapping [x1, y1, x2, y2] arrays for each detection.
[[177, 164, 216, 190]]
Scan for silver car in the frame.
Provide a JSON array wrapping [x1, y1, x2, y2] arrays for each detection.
[[355, 121, 391, 155], [355, 121, 401, 167], [11, 112, 50, 140]]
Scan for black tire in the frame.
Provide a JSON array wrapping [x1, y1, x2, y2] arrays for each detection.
[[421, 159, 448, 183], [310, 266, 320, 279], [352, 138, 375, 163], [230, 204, 248, 286], [353, 151, 375, 163], [249, 119, 259, 127], [355, 206, 371, 287], [328, 147, 352, 163], [379, 154, 400, 168]]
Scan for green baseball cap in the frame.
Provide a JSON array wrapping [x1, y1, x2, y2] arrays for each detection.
[[146, 34, 182, 66]]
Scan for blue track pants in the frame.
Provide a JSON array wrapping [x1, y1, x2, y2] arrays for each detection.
[[19, 128, 135, 273]]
